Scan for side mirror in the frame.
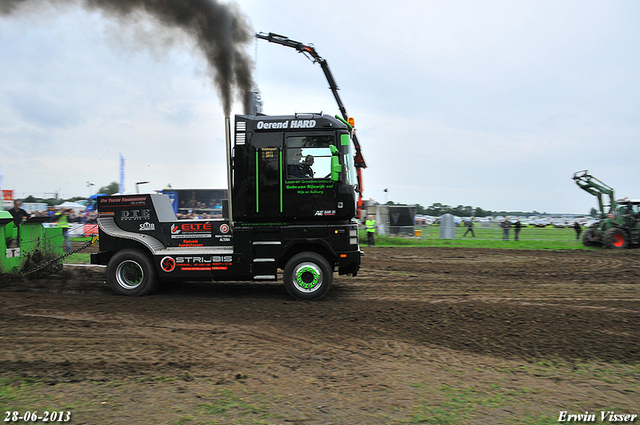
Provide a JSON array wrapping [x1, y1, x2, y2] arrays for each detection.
[[330, 145, 341, 182]]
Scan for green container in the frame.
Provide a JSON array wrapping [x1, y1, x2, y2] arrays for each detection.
[[0, 213, 64, 275]]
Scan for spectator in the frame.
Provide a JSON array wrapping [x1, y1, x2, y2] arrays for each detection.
[[513, 218, 522, 241], [55, 209, 72, 253], [501, 220, 511, 241], [365, 214, 376, 246], [573, 221, 582, 240], [463, 218, 475, 237], [8, 200, 29, 247]]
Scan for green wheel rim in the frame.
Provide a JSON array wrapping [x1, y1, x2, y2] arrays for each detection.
[[293, 262, 323, 293]]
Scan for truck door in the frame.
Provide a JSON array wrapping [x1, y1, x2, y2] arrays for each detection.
[[256, 147, 282, 217], [283, 133, 337, 219]]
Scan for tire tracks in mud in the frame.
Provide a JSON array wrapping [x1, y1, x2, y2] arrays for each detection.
[[0, 247, 638, 381]]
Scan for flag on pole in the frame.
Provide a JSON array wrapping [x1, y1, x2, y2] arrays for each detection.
[[119, 154, 125, 194]]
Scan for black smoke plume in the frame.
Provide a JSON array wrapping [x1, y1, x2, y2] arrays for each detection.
[[1, 0, 254, 116]]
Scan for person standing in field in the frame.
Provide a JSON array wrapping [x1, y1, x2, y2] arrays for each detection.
[[463, 218, 475, 237], [501, 219, 511, 241], [55, 208, 72, 253], [513, 218, 522, 241], [573, 221, 582, 240], [366, 215, 376, 246]]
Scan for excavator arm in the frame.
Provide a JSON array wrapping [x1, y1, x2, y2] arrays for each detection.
[[256, 32, 367, 209]]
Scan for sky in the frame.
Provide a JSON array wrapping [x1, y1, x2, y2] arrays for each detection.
[[1, 0, 639, 214]]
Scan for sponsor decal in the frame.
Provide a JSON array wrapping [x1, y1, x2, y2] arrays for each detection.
[[170, 221, 212, 239], [160, 256, 176, 272], [139, 222, 155, 231], [286, 182, 330, 195], [256, 119, 317, 130], [100, 196, 149, 206], [121, 209, 151, 221], [178, 240, 204, 248], [219, 223, 230, 234], [159, 255, 233, 271], [314, 210, 336, 216]]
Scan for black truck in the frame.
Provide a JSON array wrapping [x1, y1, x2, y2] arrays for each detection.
[[91, 113, 362, 300]]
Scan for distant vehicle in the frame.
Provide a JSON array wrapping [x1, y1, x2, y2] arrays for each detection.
[[415, 215, 427, 225], [86, 193, 107, 212], [533, 218, 551, 227]]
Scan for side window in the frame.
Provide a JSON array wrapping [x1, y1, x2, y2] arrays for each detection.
[[286, 135, 334, 180]]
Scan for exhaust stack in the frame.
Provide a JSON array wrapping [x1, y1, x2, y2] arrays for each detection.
[[225, 116, 234, 227]]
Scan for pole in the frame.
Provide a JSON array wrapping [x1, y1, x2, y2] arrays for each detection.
[[225, 117, 234, 227]]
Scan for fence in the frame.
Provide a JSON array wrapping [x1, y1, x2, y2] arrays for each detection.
[[414, 223, 583, 242], [43, 223, 98, 237]]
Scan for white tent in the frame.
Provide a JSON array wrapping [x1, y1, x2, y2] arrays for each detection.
[[58, 201, 86, 212]]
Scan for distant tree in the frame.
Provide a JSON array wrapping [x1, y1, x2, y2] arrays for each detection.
[[24, 195, 37, 203], [98, 182, 119, 196], [426, 203, 452, 216], [590, 207, 598, 217], [474, 207, 487, 217], [451, 205, 470, 216]]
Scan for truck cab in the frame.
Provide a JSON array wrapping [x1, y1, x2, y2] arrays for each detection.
[[91, 113, 361, 300]]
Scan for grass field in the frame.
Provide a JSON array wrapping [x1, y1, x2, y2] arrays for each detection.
[[360, 224, 592, 250]]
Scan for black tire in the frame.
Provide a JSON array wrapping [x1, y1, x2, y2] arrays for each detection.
[[582, 229, 601, 247], [107, 249, 158, 296], [283, 252, 333, 301], [603, 228, 629, 249]]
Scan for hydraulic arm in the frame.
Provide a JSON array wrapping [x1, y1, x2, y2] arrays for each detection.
[[572, 170, 616, 218], [256, 32, 366, 209]]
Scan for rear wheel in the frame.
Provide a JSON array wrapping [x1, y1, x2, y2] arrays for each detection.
[[107, 249, 158, 296], [283, 252, 333, 301], [603, 228, 629, 249]]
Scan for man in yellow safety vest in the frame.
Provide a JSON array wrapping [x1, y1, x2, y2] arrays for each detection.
[[366, 215, 376, 246], [56, 209, 72, 252]]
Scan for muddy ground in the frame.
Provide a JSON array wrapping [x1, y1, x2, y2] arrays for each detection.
[[1, 247, 639, 424]]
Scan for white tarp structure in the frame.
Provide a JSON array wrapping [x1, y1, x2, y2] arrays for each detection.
[[439, 213, 456, 239], [57, 202, 86, 214]]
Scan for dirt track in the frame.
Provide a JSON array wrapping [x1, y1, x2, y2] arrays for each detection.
[[1, 247, 639, 424]]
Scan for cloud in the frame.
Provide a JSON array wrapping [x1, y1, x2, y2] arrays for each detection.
[[6, 90, 85, 129]]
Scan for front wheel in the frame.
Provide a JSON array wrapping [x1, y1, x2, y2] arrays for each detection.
[[107, 249, 158, 296], [283, 252, 333, 301], [603, 228, 629, 249], [582, 229, 602, 247]]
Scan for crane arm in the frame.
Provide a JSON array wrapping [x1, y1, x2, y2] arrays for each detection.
[[255, 32, 366, 170]]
